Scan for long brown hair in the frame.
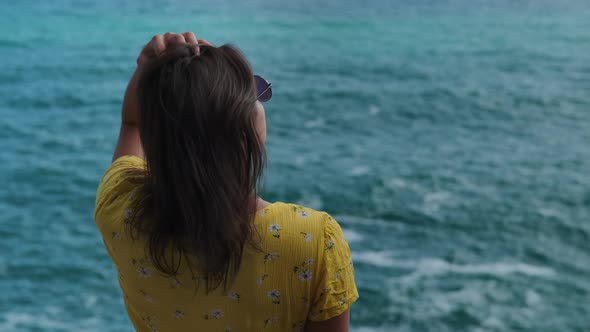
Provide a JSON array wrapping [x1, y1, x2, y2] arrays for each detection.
[[126, 44, 266, 292]]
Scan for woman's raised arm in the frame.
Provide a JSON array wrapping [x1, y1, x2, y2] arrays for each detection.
[[112, 32, 204, 162]]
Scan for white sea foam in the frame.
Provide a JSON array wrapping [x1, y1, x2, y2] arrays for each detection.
[[0, 312, 67, 331], [350, 165, 370, 176], [538, 207, 564, 219], [353, 252, 555, 280], [297, 195, 323, 210], [342, 229, 363, 242], [422, 191, 454, 214], [525, 289, 542, 306], [303, 118, 325, 128], [84, 295, 98, 309], [398, 258, 556, 284], [0, 310, 103, 332], [294, 155, 305, 166], [387, 178, 408, 188], [353, 251, 395, 267], [368, 105, 381, 115]]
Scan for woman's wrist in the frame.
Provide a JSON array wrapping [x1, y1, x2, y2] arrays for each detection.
[[121, 69, 141, 125]]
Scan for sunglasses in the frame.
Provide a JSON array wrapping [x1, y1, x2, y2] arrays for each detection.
[[254, 75, 272, 102]]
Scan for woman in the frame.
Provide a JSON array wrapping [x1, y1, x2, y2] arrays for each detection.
[[94, 32, 358, 332]]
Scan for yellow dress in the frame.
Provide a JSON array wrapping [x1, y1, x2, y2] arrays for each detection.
[[94, 156, 359, 332]]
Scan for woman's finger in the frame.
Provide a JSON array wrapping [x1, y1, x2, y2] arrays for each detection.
[[137, 34, 165, 65], [197, 39, 213, 46], [151, 34, 166, 56], [164, 32, 186, 47], [182, 32, 201, 55], [182, 32, 198, 44]]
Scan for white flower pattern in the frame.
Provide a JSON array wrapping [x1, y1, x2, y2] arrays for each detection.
[[174, 310, 185, 319], [264, 316, 280, 327], [268, 223, 281, 238], [137, 266, 151, 278], [203, 309, 224, 320], [211, 309, 224, 319], [298, 210, 310, 218], [264, 252, 279, 263], [325, 238, 334, 250], [338, 296, 347, 306], [267, 289, 280, 304], [298, 270, 313, 281]]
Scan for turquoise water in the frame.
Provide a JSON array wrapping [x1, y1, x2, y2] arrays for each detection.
[[1, 0, 590, 331]]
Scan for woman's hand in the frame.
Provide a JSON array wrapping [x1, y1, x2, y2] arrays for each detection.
[[123, 32, 212, 124], [113, 32, 212, 162], [136, 32, 212, 67]]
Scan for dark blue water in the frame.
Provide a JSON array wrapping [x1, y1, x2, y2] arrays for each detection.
[[1, 1, 589, 331]]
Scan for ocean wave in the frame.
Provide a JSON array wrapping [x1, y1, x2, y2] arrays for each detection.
[[353, 251, 555, 279]]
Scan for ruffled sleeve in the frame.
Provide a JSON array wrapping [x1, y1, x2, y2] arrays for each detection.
[[94, 155, 146, 221], [308, 213, 359, 321]]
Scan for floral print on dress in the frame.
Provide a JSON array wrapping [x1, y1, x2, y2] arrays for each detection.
[[298, 210, 310, 218], [267, 289, 281, 304], [300, 232, 313, 242], [325, 238, 334, 251], [298, 270, 312, 281], [256, 274, 269, 285], [338, 294, 347, 306], [263, 252, 279, 263], [95, 178, 360, 331], [173, 310, 185, 319], [291, 205, 310, 218], [139, 289, 155, 303], [227, 292, 240, 302], [264, 316, 280, 327], [268, 223, 281, 238], [293, 259, 314, 282], [203, 309, 224, 320], [137, 266, 152, 278], [141, 315, 159, 332], [131, 258, 153, 278]]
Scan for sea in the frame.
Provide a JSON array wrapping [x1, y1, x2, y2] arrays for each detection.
[[1, 0, 589, 331]]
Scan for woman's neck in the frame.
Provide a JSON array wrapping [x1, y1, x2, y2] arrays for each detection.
[[254, 197, 271, 213]]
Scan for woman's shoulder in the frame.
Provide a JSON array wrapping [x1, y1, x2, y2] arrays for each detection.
[[256, 201, 340, 237], [94, 155, 145, 223], [258, 201, 331, 221]]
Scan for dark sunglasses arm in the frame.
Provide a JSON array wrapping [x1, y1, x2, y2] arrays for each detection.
[[257, 83, 272, 100]]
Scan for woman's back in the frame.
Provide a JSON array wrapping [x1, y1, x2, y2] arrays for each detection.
[[94, 155, 358, 331]]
